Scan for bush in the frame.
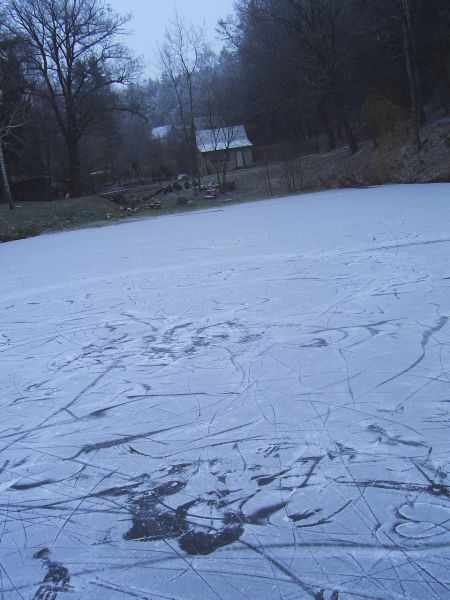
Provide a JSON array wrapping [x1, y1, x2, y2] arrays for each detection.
[[361, 95, 406, 146]]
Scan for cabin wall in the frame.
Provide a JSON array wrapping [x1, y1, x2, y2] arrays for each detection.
[[199, 148, 253, 176], [243, 148, 253, 168]]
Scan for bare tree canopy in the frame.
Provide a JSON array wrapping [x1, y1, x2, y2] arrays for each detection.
[[159, 15, 209, 185], [6, 0, 139, 196]]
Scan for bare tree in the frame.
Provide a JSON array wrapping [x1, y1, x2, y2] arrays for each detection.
[[197, 60, 244, 189], [6, 0, 139, 197], [398, 0, 423, 151], [0, 97, 16, 209], [0, 94, 25, 210], [197, 122, 240, 189], [279, 0, 358, 154], [0, 39, 26, 209], [355, 0, 424, 151], [159, 15, 207, 187]]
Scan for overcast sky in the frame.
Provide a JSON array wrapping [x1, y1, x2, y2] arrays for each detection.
[[107, 0, 236, 77]]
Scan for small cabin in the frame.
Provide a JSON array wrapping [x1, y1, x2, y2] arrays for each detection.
[[196, 125, 253, 176]]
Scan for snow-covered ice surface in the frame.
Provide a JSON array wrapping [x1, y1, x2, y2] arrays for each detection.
[[1, 185, 450, 599]]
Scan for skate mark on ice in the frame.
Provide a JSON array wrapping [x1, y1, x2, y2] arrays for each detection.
[[33, 549, 70, 600]]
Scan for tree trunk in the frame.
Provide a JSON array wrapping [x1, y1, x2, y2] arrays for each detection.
[[338, 103, 359, 155], [401, 0, 422, 151], [213, 160, 221, 188], [187, 75, 201, 192], [221, 159, 229, 190], [264, 157, 274, 196], [66, 135, 82, 197], [317, 106, 336, 151], [0, 140, 14, 210]]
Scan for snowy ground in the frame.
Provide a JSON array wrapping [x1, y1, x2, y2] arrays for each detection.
[[1, 185, 450, 599]]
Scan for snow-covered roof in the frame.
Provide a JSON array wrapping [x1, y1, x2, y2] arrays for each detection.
[[196, 125, 252, 153], [152, 125, 172, 140]]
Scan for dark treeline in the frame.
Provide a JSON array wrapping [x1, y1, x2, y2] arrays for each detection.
[[221, 0, 450, 153], [0, 0, 450, 204]]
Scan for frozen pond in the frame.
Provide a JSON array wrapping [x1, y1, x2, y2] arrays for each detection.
[[1, 185, 450, 599]]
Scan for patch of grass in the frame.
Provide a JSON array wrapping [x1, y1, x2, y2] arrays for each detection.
[[0, 196, 122, 242], [0, 190, 281, 243]]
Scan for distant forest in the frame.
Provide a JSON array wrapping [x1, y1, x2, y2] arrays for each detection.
[[0, 0, 449, 204]]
